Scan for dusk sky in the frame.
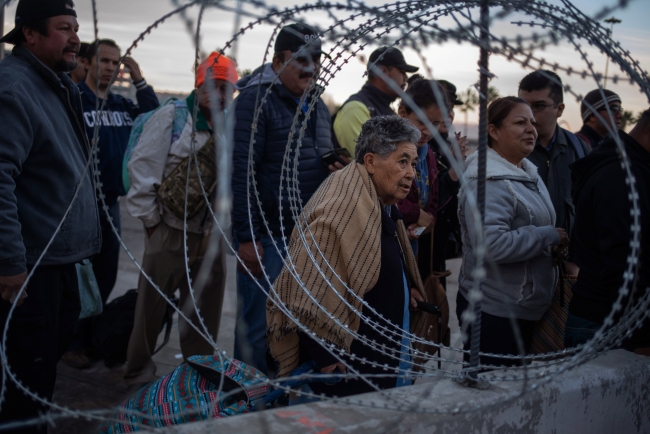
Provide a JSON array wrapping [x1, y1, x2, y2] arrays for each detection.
[[3, 0, 649, 134]]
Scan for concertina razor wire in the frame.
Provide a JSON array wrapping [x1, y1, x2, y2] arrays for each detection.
[[0, 0, 648, 430]]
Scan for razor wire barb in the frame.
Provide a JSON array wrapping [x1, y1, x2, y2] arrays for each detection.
[[0, 0, 648, 430]]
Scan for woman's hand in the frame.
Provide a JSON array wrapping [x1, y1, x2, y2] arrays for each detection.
[[454, 133, 469, 159], [407, 223, 419, 240], [555, 228, 568, 250], [564, 261, 580, 277], [416, 210, 434, 229], [321, 362, 347, 374], [410, 287, 424, 309], [552, 228, 569, 265]]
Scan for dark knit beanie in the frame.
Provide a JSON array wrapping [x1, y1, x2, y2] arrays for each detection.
[[581, 89, 621, 122]]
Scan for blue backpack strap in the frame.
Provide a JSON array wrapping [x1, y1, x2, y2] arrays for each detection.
[[121, 110, 158, 194], [171, 99, 189, 143], [565, 130, 586, 160]]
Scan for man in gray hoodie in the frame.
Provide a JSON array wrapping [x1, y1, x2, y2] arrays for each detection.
[[0, 0, 100, 429]]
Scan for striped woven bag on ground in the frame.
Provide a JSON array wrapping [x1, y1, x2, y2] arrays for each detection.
[[99, 356, 270, 433]]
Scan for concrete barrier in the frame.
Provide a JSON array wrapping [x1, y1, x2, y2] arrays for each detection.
[[162, 349, 650, 433]]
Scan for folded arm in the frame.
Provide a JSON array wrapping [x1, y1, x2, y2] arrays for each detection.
[[462, 181, 560, 264]]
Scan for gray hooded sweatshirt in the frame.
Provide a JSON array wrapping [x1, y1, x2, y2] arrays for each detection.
[[458, 148, 560, 321]]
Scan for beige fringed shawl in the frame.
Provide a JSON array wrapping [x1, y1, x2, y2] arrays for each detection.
[[267, 162, 428, 377]]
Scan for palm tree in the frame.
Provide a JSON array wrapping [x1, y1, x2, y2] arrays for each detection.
[[458, 86, 501, 136], [620, 110, 634, 131], [459, 88, 478, 136], [621, 110, 642, 131], [487, 86, 500, 104], [238, 68, 252, 78]]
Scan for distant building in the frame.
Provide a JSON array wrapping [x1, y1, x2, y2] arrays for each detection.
[[155, 89, 190, 103], [109, 72, 138, 100]]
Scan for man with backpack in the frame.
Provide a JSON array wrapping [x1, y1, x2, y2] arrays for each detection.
[[123, 53, 235, 386], [518, 70, 590, 275], [63, 38, 159, 369]]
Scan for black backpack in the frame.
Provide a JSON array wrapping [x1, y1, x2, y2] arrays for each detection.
[[92, 289, 178, 367]]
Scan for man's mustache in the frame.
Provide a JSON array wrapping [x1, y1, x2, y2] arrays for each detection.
[[64, 45, 79, 54]]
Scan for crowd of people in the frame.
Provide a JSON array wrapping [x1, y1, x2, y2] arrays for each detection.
[[0, 0, 648, 431]]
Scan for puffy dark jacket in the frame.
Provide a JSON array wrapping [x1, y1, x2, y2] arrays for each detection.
[[232, 64, 333, 242], [0, 46, 101, 275], [78, 80, 159, 205], [569, 131, 650, 346]]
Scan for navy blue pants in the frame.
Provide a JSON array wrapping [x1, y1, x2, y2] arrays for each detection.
[[564, 313, 600, 348], [0, 264, 80, 433], [233, 235, 286, 375], [93, 200, 121, 304]]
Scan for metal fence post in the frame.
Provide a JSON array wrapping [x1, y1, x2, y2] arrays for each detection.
[[1, 4, 5, 60], [467, 0, 490, 382]]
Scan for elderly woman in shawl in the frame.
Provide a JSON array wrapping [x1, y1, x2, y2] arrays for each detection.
[[267, 116, 430, 397]]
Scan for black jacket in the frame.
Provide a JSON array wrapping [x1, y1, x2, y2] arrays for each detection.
[[341, 81, 396, 117], [576, 124, 603, 150], [526, 126, 590, 234], [569, 131, 650, 345], [432, 143, 462, 262], [0, 46, 101, 275], [232, 64, 333, 242]]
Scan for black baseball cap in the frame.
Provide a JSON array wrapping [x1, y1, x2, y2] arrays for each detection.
[[274, 23, 325, 56], [368, 46, 419, 73], [438, 80, 463, 106], [1, 0, 77, 44]]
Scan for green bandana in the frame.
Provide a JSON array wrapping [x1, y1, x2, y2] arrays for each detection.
[[185, 91, 211, 132]]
